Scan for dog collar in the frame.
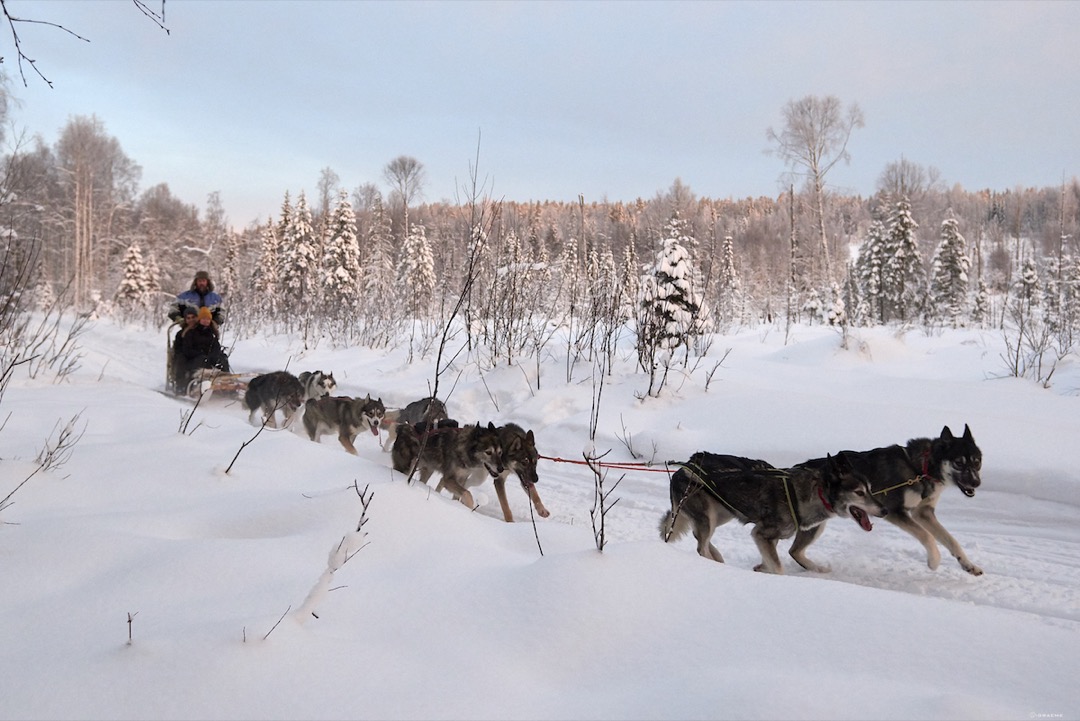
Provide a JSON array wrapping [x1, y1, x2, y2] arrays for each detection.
[[816, 486, 834, 513]]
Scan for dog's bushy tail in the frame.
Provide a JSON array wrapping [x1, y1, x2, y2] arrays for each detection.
[[659, 509, 689, 543]]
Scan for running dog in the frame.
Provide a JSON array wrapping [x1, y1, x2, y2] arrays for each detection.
[[392, 421, 504, 512], [794, 424, 983, 575], [298, 370, 337, 400], [660, 451, 886, 574], [302, 394, 385, 455], [243, 371, 305, 428], [485, 423, 550, 523], [381, 396, 449, 451]]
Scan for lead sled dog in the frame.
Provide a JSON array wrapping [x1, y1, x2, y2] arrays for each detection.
[[473, 423, 550, 522], [392, 421, 505, 514], [660, 451, 886, 574], [795, 424, 984, 575], [302, 394, 385, 455]]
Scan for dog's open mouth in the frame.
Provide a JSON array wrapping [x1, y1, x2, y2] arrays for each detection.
[[850, 506, 873, 532], [958, 484, 976, 498], [368, 423, 380, 436]]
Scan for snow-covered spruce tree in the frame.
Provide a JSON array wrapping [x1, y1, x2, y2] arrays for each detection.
[[251, 222, 282, 322], [364, 194, 394, 294], [219, 230, 240, 302], [972, 278, 991, 328], [144, 251, 163, 315], [320, 189, 362, 333], [715, 234, 742, 329], [636, 214, 709, 396], [927, 214, 970, 327], [587, 245, 621, 372], [280, 191, 320, 319], [396, 223, 436, 319], [114, 242, 152, 317], [855, 218, 888, 324], [1058, 254, 1080, 349], [618, 229, 641, 322], [801, 287, 822, 325], [883, 198, 925, 323], [825, 281, 846, 326]]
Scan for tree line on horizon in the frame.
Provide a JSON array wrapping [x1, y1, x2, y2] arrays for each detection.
[[3, 87, 1080, 390]]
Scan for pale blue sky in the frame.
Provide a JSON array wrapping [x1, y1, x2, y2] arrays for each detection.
[[6, 0, 1079, 227]]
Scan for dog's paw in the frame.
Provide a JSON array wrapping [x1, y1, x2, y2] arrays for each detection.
[[961, 560, 984, 576], [536, 507, 551, 518]]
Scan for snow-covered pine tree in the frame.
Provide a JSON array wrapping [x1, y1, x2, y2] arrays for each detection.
[[801, 287, 822, 325], [928, 214, 971, 327], [972, 278, 991, 328], [144, 251, 162, 311], [1018, 256, 1041, 305], [396, 223, 436, 318], [826, 281, 846, 326], [280, 191, 320, 310], [638, 213, 708, 359], [364, 193, 396, 310], [320, 189, 362, 322], [716, 234, 742, 327], [114, 242, 151, 314], [855, 218, 888, 324], [219, 231, 240, 301], [251, 222, 282, 318], [883, 198, 925, 323], [618, 230, 640, 322]]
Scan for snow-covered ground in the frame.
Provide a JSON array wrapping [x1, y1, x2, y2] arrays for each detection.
[[2, 318, 1078, 720]]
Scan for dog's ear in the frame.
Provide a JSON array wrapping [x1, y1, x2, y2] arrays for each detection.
[[962, 424, 973, 441], [526, 429, 535, 444], [940, 425, 954, 440], [488, 421, 497, 431]]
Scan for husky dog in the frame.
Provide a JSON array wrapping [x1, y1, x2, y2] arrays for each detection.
[[392, 421, 504, 512], [795, 424, 983, 575], [381, 396, 449, 451], [243, 371, 305, 428], [486, 423, 550, 523], [302, 394, 385, 455], [660, 451, 886, 574], [298, 370, 337, 401]]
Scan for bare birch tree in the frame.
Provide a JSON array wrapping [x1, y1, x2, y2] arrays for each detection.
[[383, 155, 425, 237], [767, 95, 864, 285]]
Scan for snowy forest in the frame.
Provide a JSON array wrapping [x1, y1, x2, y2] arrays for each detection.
[[3, 99, 1080, 395]]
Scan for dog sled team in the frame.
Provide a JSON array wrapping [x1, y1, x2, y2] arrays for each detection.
[[163, 271, 985, 577]]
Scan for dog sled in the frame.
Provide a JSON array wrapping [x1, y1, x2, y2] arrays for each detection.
[[165, 320, 255, 400]]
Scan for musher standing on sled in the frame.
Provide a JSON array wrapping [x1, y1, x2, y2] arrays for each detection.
[[167, 270, 225, 326]]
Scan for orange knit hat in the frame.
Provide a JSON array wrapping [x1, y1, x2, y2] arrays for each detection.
[[198, 307, 213, 322]]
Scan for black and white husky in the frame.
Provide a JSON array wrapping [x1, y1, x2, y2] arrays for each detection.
[[243, 371, 305, 428], [796, 424, 984, 575], [297, 370, 336, 401], [660, 452, 886, 574]]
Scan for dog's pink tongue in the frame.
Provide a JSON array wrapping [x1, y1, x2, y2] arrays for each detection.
[[851, 507, 873, 532], [370, 425, 379, 436]]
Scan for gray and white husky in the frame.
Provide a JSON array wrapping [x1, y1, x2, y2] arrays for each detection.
[[392, 421, 504, 512], [795, 424, 984, 575], [480, 423, 550, 523], [302, 394, 385, 455], [660, 451, 886, 574], [381, 396, 449, 451], [297, 370, 337, 401]]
